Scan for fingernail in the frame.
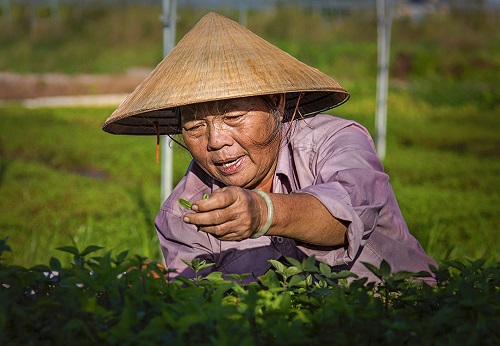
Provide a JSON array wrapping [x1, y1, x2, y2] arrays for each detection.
[[183, 216, 190, 223]]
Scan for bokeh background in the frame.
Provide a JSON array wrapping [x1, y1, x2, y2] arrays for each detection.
[[0, 0, 498, 267]]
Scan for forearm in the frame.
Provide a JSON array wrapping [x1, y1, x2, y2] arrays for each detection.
[[184, 186, 348, 245], [262, 192, 348, 246]]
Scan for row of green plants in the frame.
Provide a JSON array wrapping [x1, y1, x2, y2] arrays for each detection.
[[1, 237, 498, 345]]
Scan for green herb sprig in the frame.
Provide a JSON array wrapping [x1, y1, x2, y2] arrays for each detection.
[[179, 194, 209, 210]]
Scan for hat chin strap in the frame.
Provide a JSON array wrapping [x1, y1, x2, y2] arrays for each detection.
[[154, 121, 160, 164], [290, 92, 305, 122], [283, 92, 305, 140]]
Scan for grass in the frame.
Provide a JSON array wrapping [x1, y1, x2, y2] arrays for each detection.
[[0, 5, 499, 267], [0, 86, 497, 266], [0, 106, 192, 265]]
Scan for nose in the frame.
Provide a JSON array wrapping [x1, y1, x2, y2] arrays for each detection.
[[207, 121, 233, 150]]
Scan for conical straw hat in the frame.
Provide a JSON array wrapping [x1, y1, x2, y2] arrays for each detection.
[[103, 12, 349, 135]]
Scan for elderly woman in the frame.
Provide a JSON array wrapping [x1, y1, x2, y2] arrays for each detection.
[[103, 12, 437, 283]]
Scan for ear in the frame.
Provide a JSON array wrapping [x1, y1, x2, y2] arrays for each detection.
[[269, 93, 286, 121]]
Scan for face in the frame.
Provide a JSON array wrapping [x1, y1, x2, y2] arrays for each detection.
[[181, 95, 284, 190]]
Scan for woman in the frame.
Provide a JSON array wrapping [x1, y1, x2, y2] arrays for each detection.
[[103, 12, 437, 283]]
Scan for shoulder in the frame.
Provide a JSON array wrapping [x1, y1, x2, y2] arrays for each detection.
[[287, 113, 374, 149]]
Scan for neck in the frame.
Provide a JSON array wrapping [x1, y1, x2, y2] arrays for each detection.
[[256, 178, 273, 193]]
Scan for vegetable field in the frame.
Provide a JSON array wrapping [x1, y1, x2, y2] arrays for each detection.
[[0, 5, 499, 344]]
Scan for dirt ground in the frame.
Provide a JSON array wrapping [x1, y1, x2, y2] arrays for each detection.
[[0, 68, 152, 100]]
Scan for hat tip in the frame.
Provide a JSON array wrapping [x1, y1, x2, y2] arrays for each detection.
[[202, 12, 222, 20]]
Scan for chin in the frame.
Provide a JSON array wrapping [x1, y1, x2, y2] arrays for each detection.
[[220, 176, 252, 188]]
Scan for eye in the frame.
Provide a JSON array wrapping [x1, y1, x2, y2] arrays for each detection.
[[183, 121, 206, 137], [223, 111, 246, 125]]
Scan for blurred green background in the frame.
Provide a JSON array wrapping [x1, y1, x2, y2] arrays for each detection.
[[0, 2, 498, 267]]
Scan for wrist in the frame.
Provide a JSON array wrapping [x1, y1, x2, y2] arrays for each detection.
[[250, 189, 274, 239]]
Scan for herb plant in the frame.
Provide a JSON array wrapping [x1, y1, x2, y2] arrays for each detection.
[[1, 237, 499, 345]]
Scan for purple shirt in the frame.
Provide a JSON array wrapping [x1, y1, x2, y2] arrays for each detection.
[[155, 114, 437, 283]]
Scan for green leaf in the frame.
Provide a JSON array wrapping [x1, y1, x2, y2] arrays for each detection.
[[197, 261, 215, 271], [288, 274, 306, 287], [277, 292, 292, 311], [30, 264, 51, 272], [179, 198, 193, 209], [302, 256, 319, 273], [269, 259, 286, 274], [56, 246, 80, 256], [205, 271, 224, 281], [392, 270, 427, 281], [174, 275, 196, 287], [319, 262, 332, 277], [179, 194, 208, 211], [182, 258, 198, 270], [225, 273, 251, 282], [258, 269, 280, 289], [332, 270, 358, 280], [380, 260, 392, 278], [182, 258, 215, 273], [285, 256, 302, 268], [469, 258, 486, 272], [362, 262, 382, 278], [306, 273, 313, 286], [0, 237, 11, 255], [115, 250, 129, 264], [80, 245, 104, 256], [284, 266, 303, 277], [442, 259, 467, 271], [49, 257, 62, 272]]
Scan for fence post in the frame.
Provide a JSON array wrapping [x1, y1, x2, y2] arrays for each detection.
[[375, 0, 395, 160], [160, 0, 177, 205], [1, 0, 11, 21], [239, 0, 247, 26]]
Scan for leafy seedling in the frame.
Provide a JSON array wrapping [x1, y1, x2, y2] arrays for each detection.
[[178, 198, 193, 210], [179, 194, 209, 210]]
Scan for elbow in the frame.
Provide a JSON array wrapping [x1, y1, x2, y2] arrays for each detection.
[[330, 219, 349, 247]]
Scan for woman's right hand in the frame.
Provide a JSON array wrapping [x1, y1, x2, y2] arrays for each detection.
[[182, 186, 268, 241]]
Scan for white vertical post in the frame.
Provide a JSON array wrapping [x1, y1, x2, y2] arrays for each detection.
[[1, 0, 12, 21], [375, 0, 395, 160], [160, 0, 177, 204], [239, 0, 248, 27]]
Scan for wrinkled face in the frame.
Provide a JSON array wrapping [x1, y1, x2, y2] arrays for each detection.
[[181, 95, 284, 190]]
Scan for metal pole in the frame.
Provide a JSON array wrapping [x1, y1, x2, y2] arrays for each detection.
[[1, 0, 12, 21], [239, 0, 248, 27], [375, 0, 395, 160], [160, 0, 177, 204]]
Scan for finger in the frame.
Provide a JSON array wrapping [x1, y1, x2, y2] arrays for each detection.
[[192, 189, 236, 212], [183, 208, 235, 227], [199, 226, 249, 241], [199, 218, 253, 239]]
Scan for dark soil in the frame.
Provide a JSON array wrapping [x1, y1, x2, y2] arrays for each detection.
[[0, 68, 151, 100]]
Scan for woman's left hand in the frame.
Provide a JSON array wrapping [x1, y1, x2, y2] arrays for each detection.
[[182, 186, 266, 241]]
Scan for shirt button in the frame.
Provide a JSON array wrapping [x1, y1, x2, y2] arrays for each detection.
[[275, 236, 284, 244]]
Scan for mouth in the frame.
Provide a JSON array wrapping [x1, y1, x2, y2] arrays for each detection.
[[215, 156, 244, 175]]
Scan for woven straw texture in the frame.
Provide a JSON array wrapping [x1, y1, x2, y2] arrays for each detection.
[[103, 12, 349, 135]]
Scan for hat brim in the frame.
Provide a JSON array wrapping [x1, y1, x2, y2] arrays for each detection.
[[103, 12, 350, 136], [103, 90, 349, 135]]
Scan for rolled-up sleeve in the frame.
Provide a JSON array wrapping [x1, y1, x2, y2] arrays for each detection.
[[155, 177, 215, 279], [293, 121, 390, 266]]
